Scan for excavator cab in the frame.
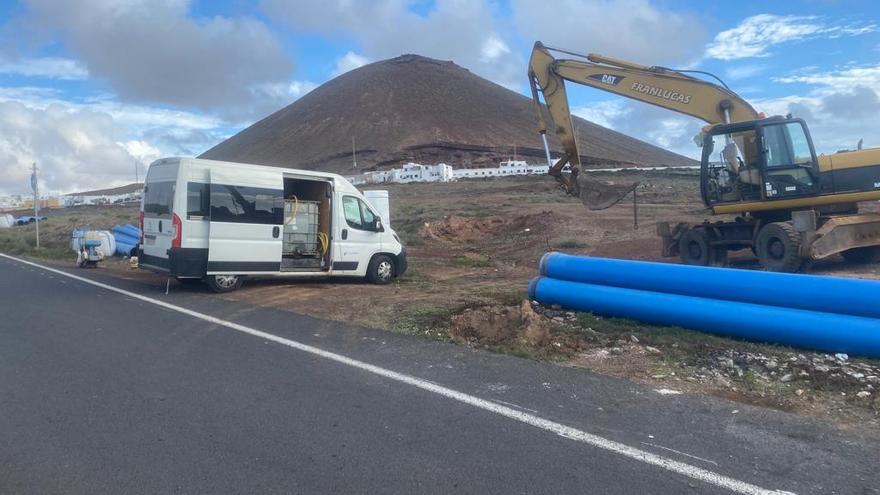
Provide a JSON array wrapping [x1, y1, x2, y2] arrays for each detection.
[[700, 117, 820, 207]]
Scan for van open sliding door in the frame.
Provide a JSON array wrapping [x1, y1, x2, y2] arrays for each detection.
[[207, 167, 284, 274]]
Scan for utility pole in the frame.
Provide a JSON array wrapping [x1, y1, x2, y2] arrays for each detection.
[[134, 158, 139, 184], [352, 136, 357, 169], [31, 162, 39, 249]]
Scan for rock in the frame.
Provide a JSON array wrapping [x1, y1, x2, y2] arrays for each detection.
[[583, 349, 610, 360], [550, 304, 562, 310], [780, 373, 794, 383], [645, 346, 661, 354], [857, 391, 872, 398], [551, 316, 565, 323], [520, 300, 551, 347], [835, 353, 849, 361], [609, 347, 623, 355], [449, 305, 520, 345], [630, 334, 639, 343], [718, 357, 736, 369], [765, 360, 778, 370], [795, 389, 804, 396]]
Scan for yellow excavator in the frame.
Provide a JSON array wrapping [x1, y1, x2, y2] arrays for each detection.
[[528, 41, 880, 272]]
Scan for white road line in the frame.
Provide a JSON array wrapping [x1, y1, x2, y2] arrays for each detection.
[[0, 253, 794, 495], [641, 441, 719, 466]]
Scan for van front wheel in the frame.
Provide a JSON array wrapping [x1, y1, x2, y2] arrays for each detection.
[[367, 255, 395, 285], [206, 274, 243, 293]]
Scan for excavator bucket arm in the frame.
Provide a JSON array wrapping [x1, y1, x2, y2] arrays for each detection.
[[528, 41, 759, 210]]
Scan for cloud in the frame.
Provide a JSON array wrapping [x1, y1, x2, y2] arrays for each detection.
[[0, 87, 237, 194], [332, 51, 370, 77], [724, 64, 765, 81], [774, 64, 880, 87], [0, 101, 143, 195], [0, 56, 88, 79], [573, 100, 703, 159], [512, 0, 707, 66], [706, 14, 877, 60], [19, 0, 293, 119], [757, 64, 880, 153], [287, 80, 319, 99], [262, 0, 524, 90], [0, 86, 222, 131]]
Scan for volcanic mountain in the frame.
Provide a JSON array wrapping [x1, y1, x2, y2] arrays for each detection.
[[200, 54, 695, 173]]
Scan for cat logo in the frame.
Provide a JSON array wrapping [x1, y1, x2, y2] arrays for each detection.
[[588, 73, 624, 86]]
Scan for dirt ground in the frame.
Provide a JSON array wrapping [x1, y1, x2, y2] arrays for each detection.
[[5, 171, 880, 432]]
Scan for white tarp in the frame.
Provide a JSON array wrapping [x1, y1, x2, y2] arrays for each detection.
[[0, 214, 14, 228]]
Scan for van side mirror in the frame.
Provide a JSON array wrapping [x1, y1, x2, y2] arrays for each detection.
[[373, 218, 384, 232]]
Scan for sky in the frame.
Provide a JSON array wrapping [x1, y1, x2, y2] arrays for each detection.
[[0, 0, 878, 195]]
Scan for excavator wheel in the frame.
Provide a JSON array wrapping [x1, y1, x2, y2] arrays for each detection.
[[678, 228, 727, 267], [755, 222, 803, 272]]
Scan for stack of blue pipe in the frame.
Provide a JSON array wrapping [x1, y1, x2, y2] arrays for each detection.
[[112, 223, 141, 256], [529, 253, 880, 359]]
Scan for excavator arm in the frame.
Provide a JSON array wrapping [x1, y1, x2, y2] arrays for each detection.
[[528, 41, 760, 209]]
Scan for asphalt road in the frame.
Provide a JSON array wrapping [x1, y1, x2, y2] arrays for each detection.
[[1, 254, 878, 494]]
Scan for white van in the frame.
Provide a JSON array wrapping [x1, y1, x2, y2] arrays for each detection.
[[138, 157, 406, 292]]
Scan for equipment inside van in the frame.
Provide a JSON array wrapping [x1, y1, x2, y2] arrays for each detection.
[[139, 157, 406, 292]]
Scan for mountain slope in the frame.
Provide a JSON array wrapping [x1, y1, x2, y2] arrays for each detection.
[[201, 54, 696, 173]]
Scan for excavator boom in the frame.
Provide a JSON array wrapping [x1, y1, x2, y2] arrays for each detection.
[[528, 41, 760, 209]]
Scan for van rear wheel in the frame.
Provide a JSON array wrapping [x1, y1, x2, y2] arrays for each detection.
[[206, 274, 243, 293], [367, 255, 395, 284]]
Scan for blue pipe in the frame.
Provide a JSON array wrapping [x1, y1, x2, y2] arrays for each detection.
[[115, 241, 137, 257], [528, 276, 880, 358], [540, 252, 880, 320], [113, 223, 141, 239], [113, 232, 139, 246]]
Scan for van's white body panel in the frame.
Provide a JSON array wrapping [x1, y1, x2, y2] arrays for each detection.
[[139, 157, 405, 281]]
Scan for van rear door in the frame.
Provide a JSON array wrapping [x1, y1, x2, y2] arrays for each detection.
[[207, 167, 284, 273], [141, 166, 178, 271]]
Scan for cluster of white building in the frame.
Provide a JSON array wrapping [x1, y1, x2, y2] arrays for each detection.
[[0, 195, 26, 211], [345, 160, 558, 186], [62, 189, 143, 207]]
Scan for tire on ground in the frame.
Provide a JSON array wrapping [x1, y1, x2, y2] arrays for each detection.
[[840, 245, 880, 264], [205, 274, 243, 293], [755, 222, 803, 272], [678, 228, 727, 267], [366, 254, 395, 285]]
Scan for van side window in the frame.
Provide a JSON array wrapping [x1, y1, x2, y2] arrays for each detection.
[[143, 182, 175, 217], [342, 195, 379, 231], [210, 184, 283, 224], [187, 182, 209, 220]]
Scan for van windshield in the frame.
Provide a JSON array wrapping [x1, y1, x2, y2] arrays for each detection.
[[143, 181, 175, 217]]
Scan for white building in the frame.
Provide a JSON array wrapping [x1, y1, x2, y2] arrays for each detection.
[[451, 160, 551, 179], [346, 163, 453, 185], [344, 159, 564, 186], [391, 163, 454, 183], [0, 195, 25, 211]]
